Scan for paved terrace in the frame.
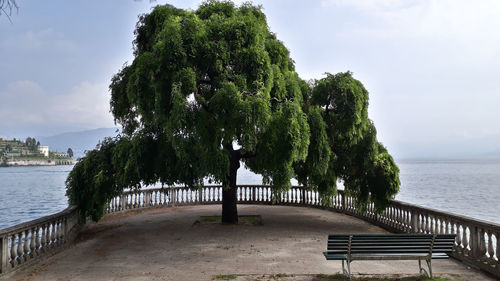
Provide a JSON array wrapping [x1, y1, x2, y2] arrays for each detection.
[[7, 205, 494, 281]]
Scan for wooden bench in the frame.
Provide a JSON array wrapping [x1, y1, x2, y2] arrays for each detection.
[[323, 234, 456, 278]]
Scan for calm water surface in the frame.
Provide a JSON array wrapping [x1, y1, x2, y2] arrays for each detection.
[[1, 159, 499, 229], [396, 158, 500, 223]]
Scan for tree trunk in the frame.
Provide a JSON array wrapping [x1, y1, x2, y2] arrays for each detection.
[[222, 152, 240, 224]]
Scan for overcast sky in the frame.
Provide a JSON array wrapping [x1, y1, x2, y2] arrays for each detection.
[[1, 0, 500, 158]]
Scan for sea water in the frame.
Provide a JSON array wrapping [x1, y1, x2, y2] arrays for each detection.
[[1, 159, 499, 230]]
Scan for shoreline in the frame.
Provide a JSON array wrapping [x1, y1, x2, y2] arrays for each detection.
[[0, 158, 74, 167]]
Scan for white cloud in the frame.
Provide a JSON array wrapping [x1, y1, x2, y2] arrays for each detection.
[[324, 0, 500, 47], [0, 80, 115, 134]]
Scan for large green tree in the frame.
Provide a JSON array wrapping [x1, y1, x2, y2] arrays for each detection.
[[66, 1, 399, 224]]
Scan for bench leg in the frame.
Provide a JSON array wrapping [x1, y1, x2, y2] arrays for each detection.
[[426, 258, 433, 278], [342, 260, 351, 278], [418, 258, 432, 278]]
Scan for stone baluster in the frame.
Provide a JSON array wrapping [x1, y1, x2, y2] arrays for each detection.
[[431, 216, 436, 233], [54, 222, 59, 246], [469, 225, 477, 257], [496, 232, 500, 265], [391, 207, 395, 227], [10, 234, 17, 266], [34, 226, 42, 255], [22, 230, 29, 261], [464, 225, 471, 255], [454, 223, 462, 251], [58, 220, 64, 245], [479, 228, 487, 261], [63, 217, 69, 244], [50, 223, 56, 248], [29, 228, 36, 258], [16, 232, 23, 264], [393, 207, 400, 229], [424, 215, 429, 233], [395, 208, 400, 229], [1, 235, 8, 274], [418, 214, 423, 233], [120, 194, 125, 211], [143, 191, 148, 207], [40, 224, 46, 253], [487, 231, 494, 261]]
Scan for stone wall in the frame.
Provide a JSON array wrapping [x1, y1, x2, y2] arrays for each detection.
[[5, 159, 56, 166]]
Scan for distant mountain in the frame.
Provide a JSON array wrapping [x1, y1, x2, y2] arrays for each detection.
[[37, 128, 119, 158]]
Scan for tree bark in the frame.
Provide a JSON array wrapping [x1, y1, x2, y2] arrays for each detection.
[[222, 150, 240, 224]]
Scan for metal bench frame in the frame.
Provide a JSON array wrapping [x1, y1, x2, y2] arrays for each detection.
[[323, 234, 456, 278]]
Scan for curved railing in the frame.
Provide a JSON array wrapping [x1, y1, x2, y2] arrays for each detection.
[[1, 185, 499, 277], [0, 206, 79, 276], [105, 185, 500, 277]]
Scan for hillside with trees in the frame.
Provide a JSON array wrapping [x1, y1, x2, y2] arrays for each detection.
[[0, 137, 73, 166]]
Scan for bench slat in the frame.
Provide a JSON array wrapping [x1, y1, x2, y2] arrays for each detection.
[[325, 234, 456, 260]]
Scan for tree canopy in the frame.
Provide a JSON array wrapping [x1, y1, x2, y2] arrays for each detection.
[[66, 1, 399, 223]]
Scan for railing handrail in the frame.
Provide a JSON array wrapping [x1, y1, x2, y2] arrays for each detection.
[[119, 185, 500, 230], [388, 199, 500, 231], [0, 206, 78, 236]]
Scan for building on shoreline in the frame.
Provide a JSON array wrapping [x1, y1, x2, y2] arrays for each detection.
[[38, 145, 49, 157]]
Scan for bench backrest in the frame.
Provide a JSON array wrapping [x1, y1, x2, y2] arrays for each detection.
[[327, 234, 456, 256]]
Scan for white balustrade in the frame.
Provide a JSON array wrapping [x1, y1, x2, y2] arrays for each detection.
[[3, 185, 499, 278], [0, 206, 79, 275]]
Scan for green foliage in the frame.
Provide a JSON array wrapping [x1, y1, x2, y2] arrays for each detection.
[[25, 137, 38, 151], [66, 1, 400, 221], [298, 72, 400, 211], [67, 148, 74, 158], [215, 274, 237, 280]]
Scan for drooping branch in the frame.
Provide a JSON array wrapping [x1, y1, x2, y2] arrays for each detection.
[[0, 0, 17, 23]]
